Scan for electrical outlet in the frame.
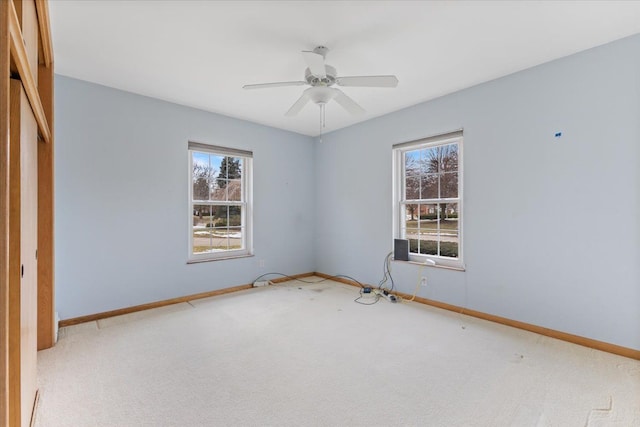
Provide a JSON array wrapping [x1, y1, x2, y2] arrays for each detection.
[[253, 280, 270, 287], [259, 259, 265, 268], [421, 276, 427, 287]]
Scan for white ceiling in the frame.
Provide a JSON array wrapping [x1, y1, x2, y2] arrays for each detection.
[[50, 1, 640, 137]]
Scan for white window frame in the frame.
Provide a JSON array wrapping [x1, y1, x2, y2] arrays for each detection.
[[392, 131, 464, 270], [188, 141, 253, 263]]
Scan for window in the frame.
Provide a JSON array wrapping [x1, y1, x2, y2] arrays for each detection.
[[188, 142, 252, 262], [393, 131, 463, 269]]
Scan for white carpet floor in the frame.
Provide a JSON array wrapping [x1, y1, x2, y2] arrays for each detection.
[[36, 277, 640, 426]]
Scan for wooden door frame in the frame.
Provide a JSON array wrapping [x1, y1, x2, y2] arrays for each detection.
[[2, 0, 54, 424], [1, 1, 12, 424], [9, 0, 55, 350], [36, 9, 54, 351]]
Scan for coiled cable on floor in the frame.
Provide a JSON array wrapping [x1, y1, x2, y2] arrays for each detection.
[[252, 272, 367, 288], [251, 272, 382, 305]]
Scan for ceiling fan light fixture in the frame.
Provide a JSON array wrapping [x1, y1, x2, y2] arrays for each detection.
[[308, 86, 336, 105]]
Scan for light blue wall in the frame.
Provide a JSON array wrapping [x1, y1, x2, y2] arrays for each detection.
[[55, 76, 316, 319], [56, 34, 639, 350], [315, 34, 640, 350]]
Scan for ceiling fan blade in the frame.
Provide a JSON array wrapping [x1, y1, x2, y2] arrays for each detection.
[[285, 91, 311, 116], [333, 89, 365, 115], [301, 51, 326, 78], [336, 75, 399, 88], [243, 81, 307, 90]]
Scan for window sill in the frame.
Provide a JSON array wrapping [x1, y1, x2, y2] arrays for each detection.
[[187, 254, 254, 264], [392, 258, 465, 272]]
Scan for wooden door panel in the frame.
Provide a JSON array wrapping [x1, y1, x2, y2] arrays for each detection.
[[9, 79, 38, 427], [20, 77, 38, 427], [9, 77, 22, 427]]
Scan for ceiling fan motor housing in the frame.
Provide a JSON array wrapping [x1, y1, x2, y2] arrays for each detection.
[[306, 65, 337, 86], [312, 45, 329, 57]]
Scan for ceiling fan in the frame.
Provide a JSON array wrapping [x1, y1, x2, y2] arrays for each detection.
[[243, 46, 399, 118]]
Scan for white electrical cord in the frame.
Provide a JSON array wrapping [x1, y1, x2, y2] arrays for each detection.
[[403, 264, 425, 303], [402, 258, 435, 303]]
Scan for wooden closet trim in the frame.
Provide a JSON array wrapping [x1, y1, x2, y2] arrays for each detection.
[[8, 0, 50, 143], [37, 62, 54, 350], [34, 0, 52, 67], [0, 2, 12, 425]]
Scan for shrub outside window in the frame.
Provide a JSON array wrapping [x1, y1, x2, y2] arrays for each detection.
[[188, 142, 252, 262]]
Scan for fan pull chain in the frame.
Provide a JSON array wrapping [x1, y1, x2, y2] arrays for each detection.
[[318, 103, 325, 143]]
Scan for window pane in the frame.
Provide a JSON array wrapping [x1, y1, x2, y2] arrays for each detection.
[[405, 151, 420, 176], [211, 206, 228, 226], [419, 203, 439, 221], [421, 147, 440, 174], [419, 144, 459, 174], [405, 176, 420, 200], [409, 235, 438, 255], [210, 155, 224, 177], [406, 229, 420, 253], [193, 234, 212, 254], [192, 152, 212, 201], [441, 172, 458, 198], [193, 204, 212, 253], [227, 179, 242, 201], [443, 202, 459, 221], [210, 178, 242, 202], [228, 227, 243, 250], [228, 206, 242, 226], [210, 228, 229, 251], [192, 151, 209, 167], [404, 204, 419, 225], [418, 237, 439, 256], [440, 203, 458, 257], [193, 204, 212, 225], [440, 143, 458, 172], [218, 156, 242, 180], [419, 203, 439, 256], [231, 157, 243, 179], [193, 180, 210, 201], [210, 180, 226, 201], [421, 174, 438, 199]]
